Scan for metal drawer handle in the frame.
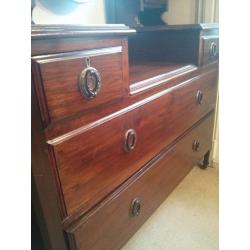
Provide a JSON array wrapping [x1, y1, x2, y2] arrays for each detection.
[[192, 140, 200, 152], [196, 90, 204, 104], [79, 57, 101, 99], [130, 198, 141, 217], [124, 129, 137, 152], [210, 42, 217, 57]]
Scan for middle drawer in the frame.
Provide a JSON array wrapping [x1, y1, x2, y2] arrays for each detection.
[[52, 69, 218, 218]]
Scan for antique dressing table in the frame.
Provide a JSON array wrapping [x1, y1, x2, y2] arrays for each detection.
[[32, 23, 219, 250]]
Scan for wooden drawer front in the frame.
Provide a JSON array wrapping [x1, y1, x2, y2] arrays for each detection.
[[200, 36, 219, 65], [32, 45, 127, 123], [52, 69, 217, 218], [66, 113, 215, 250]]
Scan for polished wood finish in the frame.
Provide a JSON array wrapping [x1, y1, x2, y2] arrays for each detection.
[[66, 113, 215, 250], [51, 69, 217, 220], [41, 63, 217, 142], [32, 24, 219, 250], [32, 37, 124, 56], [129, 62, 197, 86], [32, 24, 136, 39], [32, 44, 128, 124], [198, 24, 219, 66]]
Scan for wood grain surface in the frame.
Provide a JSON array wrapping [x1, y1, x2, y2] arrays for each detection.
[[66, 113, 215, 250], [52, 69, 218, 220]]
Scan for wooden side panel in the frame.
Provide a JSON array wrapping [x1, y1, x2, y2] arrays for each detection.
[[67, 113, 215, 250], [52, 69, 218, 219], [31, 84, 68, 250]]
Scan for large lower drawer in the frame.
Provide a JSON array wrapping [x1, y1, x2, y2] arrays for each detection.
[[52, 69, 217, 218], [66, 113, 215, 250]]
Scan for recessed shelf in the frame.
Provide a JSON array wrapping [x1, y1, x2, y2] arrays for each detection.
[[129, 61, 197, 94]]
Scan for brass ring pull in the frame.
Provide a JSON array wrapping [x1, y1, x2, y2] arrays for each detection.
[[130, 198, 141, 217], [192, 140, 200, 152], [196, 90, 204, 104], [124, 129, 137, 152], [79, 57, 101, 99], [210, 42, 217, 57]]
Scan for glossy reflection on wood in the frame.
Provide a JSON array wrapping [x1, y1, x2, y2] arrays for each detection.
[[32, 42, 129, 124], [52, 69, 218, 220], [31, 24, 219, 250], [66, 113, 215, 250]]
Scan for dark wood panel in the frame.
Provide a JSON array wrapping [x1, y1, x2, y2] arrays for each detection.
[[32, 43, 129, 124], [32, 204, 45, 250], [134, 24, 218, 32], [66, 112, 215, 250], [129, 29, 200, 65], [51, 69, 218, 220]]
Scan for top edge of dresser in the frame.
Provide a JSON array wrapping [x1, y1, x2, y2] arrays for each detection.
[[131, 23, 218, 32], [31, 24, 136, 39]]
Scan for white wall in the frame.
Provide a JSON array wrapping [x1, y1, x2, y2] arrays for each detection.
[[33, 0, 106, 25], [166, 0, 196, 24], [204, 0, 218, 23], [166, 0, 219, 24]]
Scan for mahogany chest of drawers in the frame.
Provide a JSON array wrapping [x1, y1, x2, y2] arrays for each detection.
[[32, 24, 219, 250]]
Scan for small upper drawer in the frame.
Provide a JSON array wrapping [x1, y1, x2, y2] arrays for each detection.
[[50, 69, 218, 219], [32, 45, 128, 123], [200, 36, 219, 66]]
